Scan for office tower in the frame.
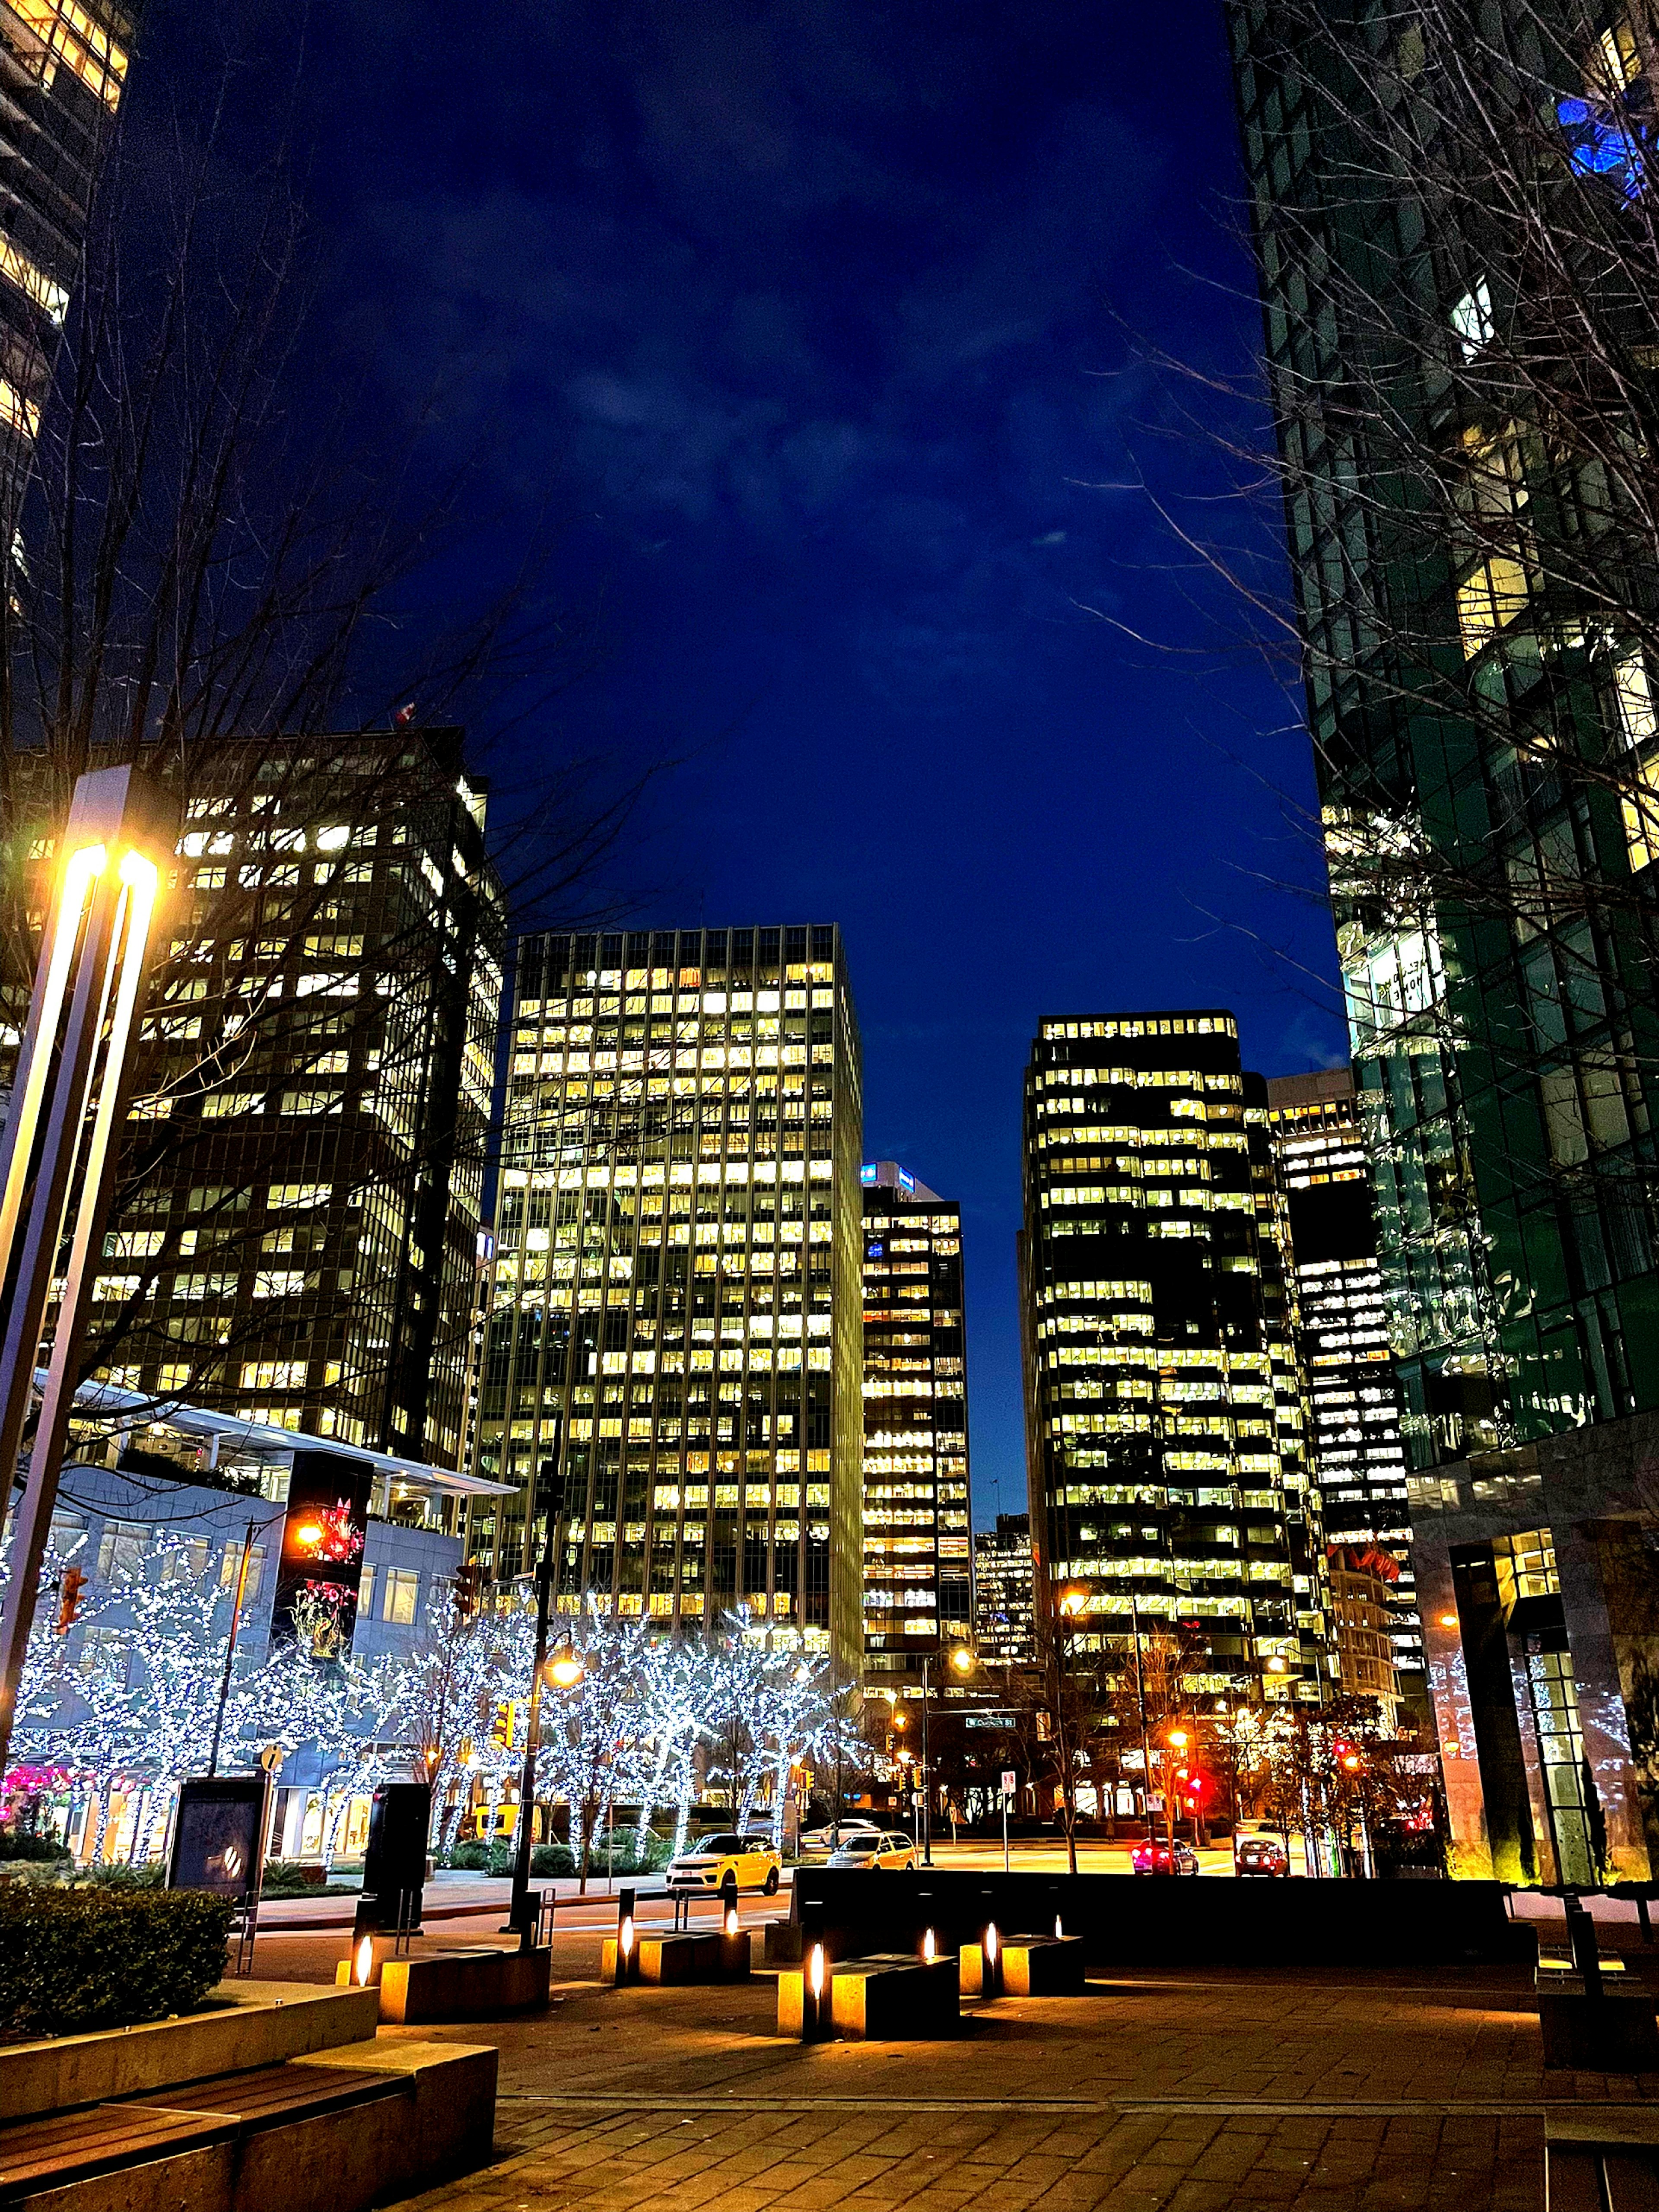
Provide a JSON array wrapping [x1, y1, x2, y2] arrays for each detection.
[[472, 925, 864, 1670], [1018, 1010, 1328, 1707], [23, 728, 503, 1478], [973, 1512, 1035, 1667], [1231, 6, 1659, 1877], [0, 0, 134, 471], [1229, 5, 1659, 1465], [860, 1159, 972, 1684], [1265, 1068, 1422, 1703], [1326, 1545, 1402, 1734]]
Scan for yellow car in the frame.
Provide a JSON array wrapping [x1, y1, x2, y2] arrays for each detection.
[[666, 1831, 782, 1895]]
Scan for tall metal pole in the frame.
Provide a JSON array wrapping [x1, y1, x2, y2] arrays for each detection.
[[920, 1653, 932, 1866], [207, 1519, 260, 1777], [1131, 1593, 1154, 1843], [509, 1410, 564, 1938], [0, 769, 171, 1786]]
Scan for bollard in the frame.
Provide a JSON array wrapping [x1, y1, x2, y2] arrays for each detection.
[[982, 1920, 1003, 1999], [615, 1885, 639, 1987], [922, 1926, 937, 1963], [802, 1940, 832, 2041]]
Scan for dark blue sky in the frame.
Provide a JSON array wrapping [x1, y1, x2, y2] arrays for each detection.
[[149, 0, 1347, 1519]]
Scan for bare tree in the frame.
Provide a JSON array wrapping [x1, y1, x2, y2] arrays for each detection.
[[1136, 0, 1659, 1452], [0, 86, 652, 1468]]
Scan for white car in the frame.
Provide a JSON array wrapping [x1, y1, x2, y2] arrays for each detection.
[[797, 1819, 884, 1860], [665, 1831, 782, 1895], [826, 1829, 917, 1871]]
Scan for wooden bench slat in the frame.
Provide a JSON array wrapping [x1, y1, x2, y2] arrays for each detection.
[[136, 2061, 406, 2125], [1, 2107, 235, 2190]]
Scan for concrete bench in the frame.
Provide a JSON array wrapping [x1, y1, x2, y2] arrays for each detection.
[[0, 2040, 496, 2212], [335, 1945, 550, 2023], [602, 1929, 750, 1983], [960, 1934, 1085, 1998], [776, 1955, 959, 2040]]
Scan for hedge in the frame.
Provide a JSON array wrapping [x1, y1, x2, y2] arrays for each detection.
[[0, 1883, 235, 2036]]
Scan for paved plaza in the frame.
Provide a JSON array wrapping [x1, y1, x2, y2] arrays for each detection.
[[253, 1900, 1659, 2211]]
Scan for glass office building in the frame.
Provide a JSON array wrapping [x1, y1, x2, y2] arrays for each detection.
[[470, 925, 865, 1670], [0, 0, 134, 483], [1265, 1068, 1422, 1704], [1018, 1010, 1328, 1704], [9, 728, 502, 1483], [973, 1512, 1036, 1667], [860, 1159, 972, 1683]]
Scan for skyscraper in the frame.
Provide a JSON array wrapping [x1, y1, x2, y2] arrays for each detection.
[[1018, 1010, 1328, 1706], [860, 1159, 972, 1683], [1228, 1, 1659, 1467], [973, 1512, 1035, 1667], [62, 728, 502, 1477], [1265, 1068, 1423, 1705], [471, 925, 864, 1670], [1230, 5, 1659, 1877], [0, 0, 134, 468]]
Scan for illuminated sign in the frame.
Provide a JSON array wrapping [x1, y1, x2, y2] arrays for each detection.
[[860, 1164, 876, 1185], [897, 1168, 915, 1193]]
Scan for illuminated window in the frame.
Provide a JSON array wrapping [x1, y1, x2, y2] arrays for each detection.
[[1449, 278, 1494, 360], [382, 1567, 419, 1624], [1456, 553, 1529, 656], [7, 0, 128, 109]]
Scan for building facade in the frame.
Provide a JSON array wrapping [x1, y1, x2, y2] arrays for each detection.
[[1266, 1068, 1423, 1706], [1228, 1, 1659, 1470], [0, 0, 134, 474], [1327, 1545, 1403, 1733], [1230, 1, 1659, 1877], [6, 728, 503, 1476], [470, 925, 865, 1672], [1018, 1010, 1328, 1707], [859, 1159, 972, 1684], [973, 1511, 1035, 1666]]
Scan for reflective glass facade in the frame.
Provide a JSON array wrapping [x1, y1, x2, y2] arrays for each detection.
[[973, 1512, 1035, 1666], [1019, 1010, 1329, 1701], [469, 925, 864, 1670], [860, 1160, 971, 1681]]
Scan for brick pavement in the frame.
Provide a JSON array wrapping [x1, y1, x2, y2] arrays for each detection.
[[254, 1921, 1659, 2209]]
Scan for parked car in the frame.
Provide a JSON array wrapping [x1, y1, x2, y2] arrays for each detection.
[[797, 1819, 884, 1860], [665, 1832, 782, 1895], [1131, 1839, 1201, 1876], [1235, 1834, 1290, 1878], [826, 1829, 917, 1871]]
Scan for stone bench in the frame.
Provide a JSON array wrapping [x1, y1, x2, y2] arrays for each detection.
[[0, 2038, 496, 2212], [775, 1955, 959, 2040], [601, 1930, 750, 1984], [960, 1934, 1086, 1998], [335, 1945, 550, 2024]]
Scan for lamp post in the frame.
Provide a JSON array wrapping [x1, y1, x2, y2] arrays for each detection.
[[508, 1411, 572, 1941], [1053, 1587, 1086, 1876], [918, 1643, 973, 1866], [0, 767, 173, 1785], [1130, 1592, 1154, 1845]]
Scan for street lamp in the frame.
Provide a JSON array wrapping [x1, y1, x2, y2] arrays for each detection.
[[1051, 1587, 1088, 1876], [0, 766, 174, 1784], [507, 1413, 569, 1942], [916, 1642, 974, 1867]]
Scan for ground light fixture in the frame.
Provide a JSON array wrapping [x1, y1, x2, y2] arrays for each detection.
[[922, 1927, 937, 1961], [725, 1902, 740, 1938], [615, 1912, 635, 1987], [354, 1935, 375, 1987]]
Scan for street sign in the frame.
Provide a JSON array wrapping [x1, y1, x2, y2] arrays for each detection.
[[1001, 1770, 1016, 1798]]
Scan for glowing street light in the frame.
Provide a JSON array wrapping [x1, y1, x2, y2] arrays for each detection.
[[548, 1649, 584, 1689], [0, 766, 173, 1783]]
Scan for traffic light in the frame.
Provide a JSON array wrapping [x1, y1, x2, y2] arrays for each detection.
[[54, 1567, 86, 1634], [489, 1699, 515, 1749], [453, 1560, 483, 1620]]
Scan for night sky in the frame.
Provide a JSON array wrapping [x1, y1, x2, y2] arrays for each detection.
[[140, 0, 1348, 1519]]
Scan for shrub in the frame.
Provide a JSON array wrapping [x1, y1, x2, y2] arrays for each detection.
[[529, 1843, 574, 1877], [84, 1861, 165, 1889], [0, 1884, 234, 2035], [0, 1831, 70, 1864], [447, 1840, 492, 1871]]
